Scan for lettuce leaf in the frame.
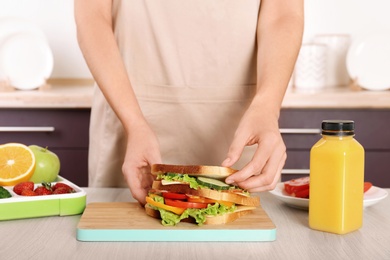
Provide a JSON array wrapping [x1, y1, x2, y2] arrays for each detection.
[[157, 173, 248, 194], [157, 173, 205, 189], [151, 173, 244, 226], [150, 195, 237, 226], [159, 209, 182, 226]]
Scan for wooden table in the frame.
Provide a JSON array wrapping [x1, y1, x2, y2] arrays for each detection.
[[2, 188, 389, 259]]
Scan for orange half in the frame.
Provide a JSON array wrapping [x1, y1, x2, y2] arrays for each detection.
[[0, 143, 36, 186]]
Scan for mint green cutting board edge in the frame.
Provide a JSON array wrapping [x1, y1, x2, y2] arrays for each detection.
[[76, 228, 276, 242]]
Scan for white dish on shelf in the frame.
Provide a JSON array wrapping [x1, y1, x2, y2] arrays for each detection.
[[346, 33, 390, 91], [0, 17, 49, 82], [0, 32, 53, 90], [269, 182, 388, 210]]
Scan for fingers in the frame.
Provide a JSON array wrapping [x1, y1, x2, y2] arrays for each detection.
[[129, 173, 155, 205], [123, 163, 154, 205], [222, 133, 247, 168], [131, 188, 147, 205], [122, 149, 162, 205], [226, 135, 287, 192], [243, 151, 286, 192]]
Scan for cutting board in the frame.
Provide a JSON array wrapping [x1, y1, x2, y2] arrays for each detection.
[[76, 202, 276, 242]]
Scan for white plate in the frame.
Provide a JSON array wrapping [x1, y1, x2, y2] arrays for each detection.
[[346, 33, 390, 91], [0, 32, 53, 90], [0, 17, 48, 82], [269, 182, 388, 210]]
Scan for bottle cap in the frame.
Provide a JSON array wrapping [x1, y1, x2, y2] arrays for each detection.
[[321, 120, 355, 136]]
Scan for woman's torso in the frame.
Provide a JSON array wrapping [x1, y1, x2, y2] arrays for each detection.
[[89, 0, 261, 187]]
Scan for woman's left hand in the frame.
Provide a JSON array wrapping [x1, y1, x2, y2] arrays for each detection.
[[222, 0, 303, 192], [222, 105, 286, 192]]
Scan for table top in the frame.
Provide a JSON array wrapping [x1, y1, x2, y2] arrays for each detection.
[[2, 188, 389, 259]]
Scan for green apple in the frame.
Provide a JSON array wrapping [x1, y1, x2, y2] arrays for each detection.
[[28, 145, 61, 183]]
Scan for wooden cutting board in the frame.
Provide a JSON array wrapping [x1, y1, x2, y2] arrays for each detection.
[[76, 202, 276, 242]]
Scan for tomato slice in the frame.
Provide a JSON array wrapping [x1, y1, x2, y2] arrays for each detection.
[[186, 195, 216, 204], [284, 178, 372, 198], [162, 192, 187, 200], [145, 196, 185, 215], [165, 198, 208, 209], [284, 176, 310, 195], [364, 182, 373, 193], [294, 188, 310, 198]]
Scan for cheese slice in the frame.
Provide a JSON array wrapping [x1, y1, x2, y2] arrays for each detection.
[[161, 180, 188, 185]]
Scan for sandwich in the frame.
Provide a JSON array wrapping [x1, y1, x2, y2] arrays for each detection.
[[145, 164, 260, 226]]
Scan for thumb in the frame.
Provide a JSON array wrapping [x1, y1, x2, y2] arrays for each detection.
[[222, 138, 246, 168]]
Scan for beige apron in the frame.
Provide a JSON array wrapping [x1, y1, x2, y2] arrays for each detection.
[[89, 0, 261, 187]]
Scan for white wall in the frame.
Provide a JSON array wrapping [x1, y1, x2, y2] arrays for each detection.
[[0, 0, 89, 78], [1, 0, 389, 79], [304, 0, 390, 43]]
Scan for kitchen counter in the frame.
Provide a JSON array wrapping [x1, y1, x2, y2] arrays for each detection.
[[0, 79, 94, 108], [1, 188, 389, 259], [1, 80, 390, 109], [283, 87, 390, 109]]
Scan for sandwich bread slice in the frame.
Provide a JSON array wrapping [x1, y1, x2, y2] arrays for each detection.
[[145, 164, 260, 226]]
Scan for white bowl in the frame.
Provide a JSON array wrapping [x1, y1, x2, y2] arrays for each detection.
[[0, 32, 53, 90]]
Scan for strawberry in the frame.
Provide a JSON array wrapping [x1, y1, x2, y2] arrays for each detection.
[[21, 190, 37, 196], [34, 182, 53, 196], [52, 186, 74, 194], [13, 182, 34, 195], [52, 183, 75, 193], [34, 186, 53, 196], [34, 186, 53, 195]]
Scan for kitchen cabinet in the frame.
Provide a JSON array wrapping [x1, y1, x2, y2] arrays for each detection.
[[279, 108, 390, 187], [1, 103, 389, 188], [0, 108, 90, 186]]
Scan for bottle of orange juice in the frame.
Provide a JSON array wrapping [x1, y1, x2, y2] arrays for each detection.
[[309, 120, 364, 234]]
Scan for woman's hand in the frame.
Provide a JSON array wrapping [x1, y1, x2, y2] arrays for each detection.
[[222, 105, 286, 192], [76, 0, 162, 204], [122, 121, 162, 205], [222, 0, 303, 192]]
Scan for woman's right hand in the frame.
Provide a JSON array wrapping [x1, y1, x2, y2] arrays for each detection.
[[76, 0, 162, 204], [122, 120, 162, 205]]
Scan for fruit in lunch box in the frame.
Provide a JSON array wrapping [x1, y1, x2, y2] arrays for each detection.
[[34, 182, 53, 196], [13, 181, 35, 195], [0, 143, 36, 186], [0, 186, 12, 199], [21, 189, 37, 196], [15, 181, 76, 196], [52, 182, 75, 193], [52, 186, 73, 194], [28, 145, 61, 183]]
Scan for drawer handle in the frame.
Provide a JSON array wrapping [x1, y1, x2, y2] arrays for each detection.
[[280, 128, 321, 134], [282, 169, 310, 174], [0, 126, 55, 132]]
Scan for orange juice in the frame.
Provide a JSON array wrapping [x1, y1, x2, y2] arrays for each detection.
[[309, 120, 364, 234]]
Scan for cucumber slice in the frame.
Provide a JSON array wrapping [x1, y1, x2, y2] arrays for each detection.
[[197, 177, 230, 190]]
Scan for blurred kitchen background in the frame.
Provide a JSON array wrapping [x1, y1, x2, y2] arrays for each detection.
[[0, 0, 389, 80], [1, 0, 390, 187]]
